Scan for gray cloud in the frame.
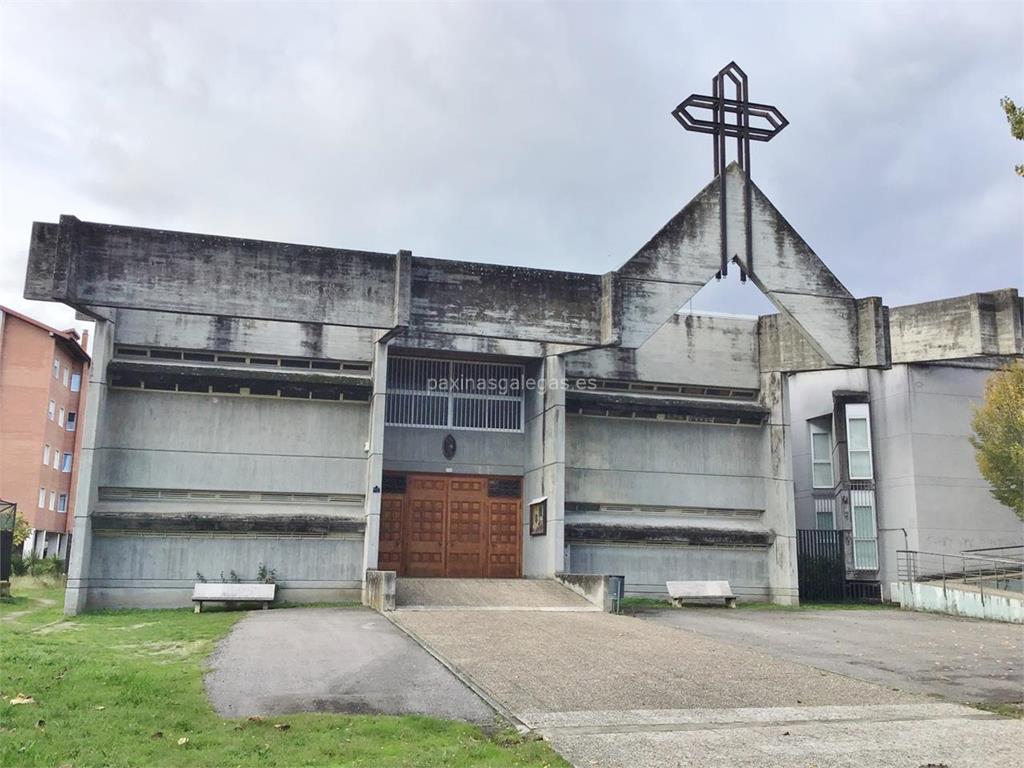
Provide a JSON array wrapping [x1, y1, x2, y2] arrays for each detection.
[[1, 0, 1021, 336]]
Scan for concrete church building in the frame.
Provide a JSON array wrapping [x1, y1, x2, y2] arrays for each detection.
[[22, 103, 1023, 614]]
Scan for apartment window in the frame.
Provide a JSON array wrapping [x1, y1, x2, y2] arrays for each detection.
[[62, 367, 69, 386], [57, 493, 68, 513], [48, 491, 56, 511], [53, 359, 60, 379], [814, 497, 835, 530], [66, 411, 77, 432], [47, 400, 55, 420], [70, 372, 82, 392], [43, 444, 51, 465], [851, 489, 879, 569], [845, 403, 874, 480], [58, 407, 65, 427], [38, 487, 46, 508], [61, 453, 73, 473], [810, 422, 833, 488], [53, 451, 60, 470]]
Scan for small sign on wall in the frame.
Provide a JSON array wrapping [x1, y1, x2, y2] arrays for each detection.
[[529, 497, 548, 537]]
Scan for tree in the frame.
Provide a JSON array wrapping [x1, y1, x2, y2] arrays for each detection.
[[970, 361, 1024, 520], [1001, 97, 1024, 177], [0, 504, 30, 547]]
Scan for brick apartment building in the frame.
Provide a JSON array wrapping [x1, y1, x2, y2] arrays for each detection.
[[0, 306, 90, 561]]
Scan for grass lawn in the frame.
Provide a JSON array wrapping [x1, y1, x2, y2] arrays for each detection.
[[1, 578, 566, 767], [618, 595, 897, 614]]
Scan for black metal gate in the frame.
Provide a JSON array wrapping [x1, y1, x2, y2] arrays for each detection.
[[797, 529, 846, 602], [0, 530, 12, 582]]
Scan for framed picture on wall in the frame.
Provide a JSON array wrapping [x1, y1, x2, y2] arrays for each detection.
[[529, 497, 547, 537]]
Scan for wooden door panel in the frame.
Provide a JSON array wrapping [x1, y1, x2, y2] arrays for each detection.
[[446, 477, 487, 577], [404, 476, 446, 577], [378, 494, 405, 573], [487, 498, 520, 577]]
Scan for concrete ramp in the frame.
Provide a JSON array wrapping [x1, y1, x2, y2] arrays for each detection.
[[395, 578, 600, 611]]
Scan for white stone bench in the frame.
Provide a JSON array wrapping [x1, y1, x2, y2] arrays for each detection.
[[667, 580, 737, 608], [192, 583, 276, 613]]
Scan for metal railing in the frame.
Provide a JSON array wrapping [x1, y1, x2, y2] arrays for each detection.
[[897, 548, 1024, 599]]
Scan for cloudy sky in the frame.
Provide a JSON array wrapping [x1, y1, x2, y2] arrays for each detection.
[[1, 1, 1021, 343]]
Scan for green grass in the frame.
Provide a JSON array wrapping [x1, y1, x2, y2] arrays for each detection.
[[618, 595, 896, 614], [969, 702, 1024, 719], [1, 578, 566, 767]]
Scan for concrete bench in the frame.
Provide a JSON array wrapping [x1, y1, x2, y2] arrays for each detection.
[[667, 580, 737, 608], [192, 582, 276, 613]]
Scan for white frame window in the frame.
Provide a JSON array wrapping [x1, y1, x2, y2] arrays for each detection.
[[810, 422, 834, 489], [52, 359, 60, 379], [851, 488, 879, 569], [53, 451, 60, 470], [58, 407, 65, 427], [62, 367, 69, 386], [61, 453, 73, 473], [57, 493, 68, 513], [47, 400, 56, 420], [845, 403, 874, 480], [42, 444, 51, 465], [70, 372, 82, 392], [66, 411, 77, 432], [814, 496, 835, 530], [385, 356, 525, 432], [38, 487, 46, 508], [48, 490, 56, 511]]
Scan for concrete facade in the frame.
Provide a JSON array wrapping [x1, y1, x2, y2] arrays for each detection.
[[790, 292, 1024, 598], [0, 306, 90, 562], [21, 159, 1020, 612]]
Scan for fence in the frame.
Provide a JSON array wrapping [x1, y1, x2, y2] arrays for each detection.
[[897, 548, 1024, 596]]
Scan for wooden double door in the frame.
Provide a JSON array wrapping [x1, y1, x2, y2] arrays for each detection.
[[378, 473, 522, 578]]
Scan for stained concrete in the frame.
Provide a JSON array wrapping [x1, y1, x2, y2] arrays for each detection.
[[391, 608, 1024, 767], [639, 606, 1024, 703], [395, 577, 596, 610], [204, 607, 494, 723]]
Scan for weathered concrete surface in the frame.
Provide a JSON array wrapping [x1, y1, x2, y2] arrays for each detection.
[[638, 607, 1024, 703], [392, 609, 1023, 767], [895, 581, 1024, 624], [392, 610, 914, 714], [205, 607, 495, 722], [395, 577, 595, 610], [537, 703, 1023, 768]]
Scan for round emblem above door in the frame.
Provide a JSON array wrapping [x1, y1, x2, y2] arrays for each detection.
[[442, 434, 457, 460]]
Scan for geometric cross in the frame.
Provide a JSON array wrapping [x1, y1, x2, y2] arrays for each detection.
[[672, 62, 788, 280]]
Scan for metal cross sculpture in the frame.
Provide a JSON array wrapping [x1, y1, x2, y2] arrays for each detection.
[[672, 62, 788, 281]]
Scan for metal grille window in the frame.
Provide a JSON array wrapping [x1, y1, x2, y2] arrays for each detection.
[[386, 357, 524, 432]]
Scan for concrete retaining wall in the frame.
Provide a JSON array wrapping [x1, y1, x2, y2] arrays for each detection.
[[362, 569, 396, 611], [566, 542, 770, 600], [86, 531, 364, 609], [892, 581, 1024, 624]]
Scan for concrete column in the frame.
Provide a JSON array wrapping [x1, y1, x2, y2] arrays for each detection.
[[64, 317, 114, 615], [360, 339, 388, 575], [761, 370, 800, 605], [522, 355, 566, 577]]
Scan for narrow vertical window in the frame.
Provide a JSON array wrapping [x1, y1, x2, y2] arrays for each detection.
[[845, 403, 874, 480], [66, 412, 77, 432], [53, 451, 60, 470], [48, 400, 56, 420], [851, 489, 879, 569], [48, 491, 56, 511], [62, 453, 73, 473], [70, 372, 82, 392], [62, 367, 69, 387], [58, 494, 68, 513], [53, 359, 60, 379], [58, 407, 65, 427], [38, 488, 46, 508], [43, 444, 50, 465], [810, 423, 833, 488]]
